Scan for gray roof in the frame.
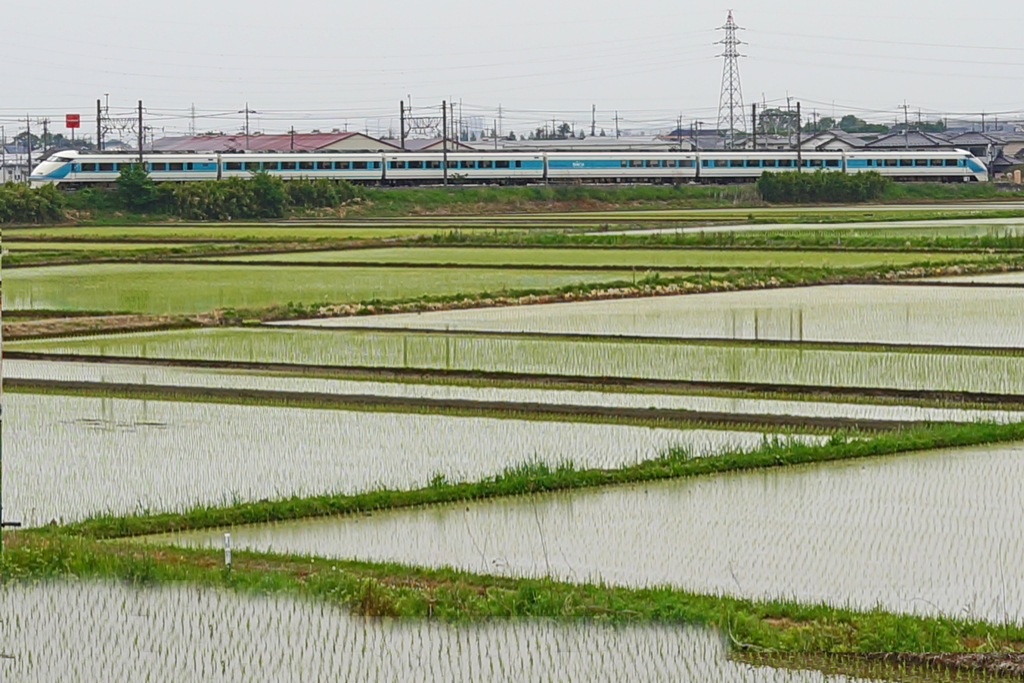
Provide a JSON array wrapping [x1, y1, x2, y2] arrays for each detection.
[[865, 131, 954, 148]]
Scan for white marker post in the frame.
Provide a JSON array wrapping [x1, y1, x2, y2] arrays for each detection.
[[224, 532, 232, 568]]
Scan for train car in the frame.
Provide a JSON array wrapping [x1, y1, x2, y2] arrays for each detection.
[[697, 151, 841, 181], [844, 149, 987, 182], [30, 150, 220, 187], [219, 152, 383, 183], [546, 152, 698, 182], [432, 153, 545, 183]]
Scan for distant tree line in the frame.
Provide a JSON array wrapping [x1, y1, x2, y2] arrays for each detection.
[[756, 170, 890, 203], [0, 167, 363, 223]]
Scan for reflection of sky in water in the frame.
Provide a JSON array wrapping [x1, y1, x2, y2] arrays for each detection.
[[4, 392, 782, 526], [5, 582, 872, 683], [295, 284, 1024, 348], [166, 443, 1024, 625]]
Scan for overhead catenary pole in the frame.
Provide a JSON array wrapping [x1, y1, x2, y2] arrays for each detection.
[[138, 100, 144, 164], [96, 99, 103, 151], [751, 103, 757, 150], [591, 104, 596, 137], [25, 115, 32, 185], [442, 100, 448, 186], [795, 102, 802, 170], [399, 101, 406, 150]]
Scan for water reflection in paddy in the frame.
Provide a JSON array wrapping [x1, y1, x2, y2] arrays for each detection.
[[160, 444, 1024, 625]]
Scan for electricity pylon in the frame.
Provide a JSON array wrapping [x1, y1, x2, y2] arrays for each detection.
[[716, 10, 746, 149]]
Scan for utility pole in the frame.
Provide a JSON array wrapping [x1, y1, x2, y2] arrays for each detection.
[[751, 104, 757, 150], [190, 103, 196, 137], [677, 115, 683, 151], [981, 111, 986, 133], [498, 104, 503, 138], [795, 102, 802, 170], [494, 119, 498, 151], [716, 10, 746, 149], [137, 101, 144, 164], [239, 103, 257, 150], [25, 115, 32, 184], [614, 111, 620, 138], [2, 125, 6, 183], [96, 99, 103, 151], [289, 127, 296, 151], [442, 100, 448, 186], [899, 101, 910, 148], [591, 105, 596, 137], [40, 118, 50, 150], [399, 101, 406, 150]]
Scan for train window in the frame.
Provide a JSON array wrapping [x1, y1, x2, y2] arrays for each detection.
[[885, 159, 898, 167], [778, 159, 793, 167], [336, 161, 350, 170], [728, 159, 744, 168], [150, 163, 167, 171], [390, 161, 405, 169], [353, 161, 367, 169], [825, 160, 840, 167], [482, 160, 495, 169], [168, 163, 183, 171], [280, 161, 296, 170], [408, 161, 423, 169], [515, 161, 523, 168], [762, 160, 776, 168], [680, 159, 694, 168], [186, 163, 194, 171], [914, 159, 927, 166], [299, 161, 314, 170], [460, 161, 475, 169], [898, 159, 913, 167], [426, 160, 440, 169], [714, 160, 728, 168], [99, 163, 115, 172], [809, 160, 823, 167], [620, 161, 629, 168], [495, 160, 509, 169], [262, 162, 278, 170], [314, 161, 329, 170], [80, 162, 97, 172], [943, 159, 959, 166], [928, 159, 942, 167], [243, 162, 259, 171], [225, 162, 242, 171]]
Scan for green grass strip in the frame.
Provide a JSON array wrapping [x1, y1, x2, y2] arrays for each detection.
[[60, 420, 1024, 540], [2, 533, 1022, 656]]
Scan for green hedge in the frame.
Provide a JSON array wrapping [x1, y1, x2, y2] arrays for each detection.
[[0, 182, 67, 223], [756, 170, 889, 203]]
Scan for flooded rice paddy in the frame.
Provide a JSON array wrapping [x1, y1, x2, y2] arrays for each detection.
[[14, 327, 1024, 394], [156, 443, 1024, 625], [0, 581, 874, 683], [2, 263, 629, 315], [291, 284, 1024, 348], [8, 359, 1024, 425], [212, 246, 974, 269], [2, 392, 792, 526]]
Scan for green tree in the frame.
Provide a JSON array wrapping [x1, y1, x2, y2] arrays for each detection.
[[116, 164, 158, 211]]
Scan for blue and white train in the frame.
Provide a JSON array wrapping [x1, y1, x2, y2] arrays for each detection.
[[30, 148, 989, 188]]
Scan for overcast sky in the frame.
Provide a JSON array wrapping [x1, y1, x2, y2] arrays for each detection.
[[3, 0, 1022, 139]]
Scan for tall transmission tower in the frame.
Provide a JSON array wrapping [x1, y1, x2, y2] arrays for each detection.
[[716, 10, 746, 149]]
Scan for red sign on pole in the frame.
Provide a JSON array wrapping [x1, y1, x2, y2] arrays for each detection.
[[66, 114, 81, 129]]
